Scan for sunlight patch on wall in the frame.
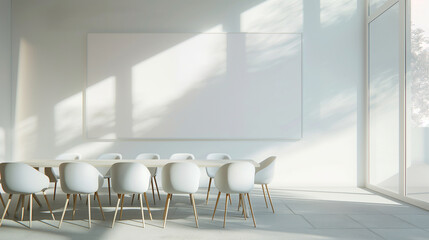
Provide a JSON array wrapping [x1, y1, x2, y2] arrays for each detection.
[[63, 133, 116, 158], [54, 91, 82, 146], [321, 0, 357, 27], [86, 76, 116, 138], [246, 34, 301, 73], [131, 26, 226, 136], [240, 0, 303, 32], [14, 116, 38, 162]]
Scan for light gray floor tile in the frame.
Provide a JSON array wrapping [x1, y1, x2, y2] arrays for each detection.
[[394, 214, 429, 228], [349, 214, 416, 229], [372, 228, 429, 240], [302, 214, 365, 229]]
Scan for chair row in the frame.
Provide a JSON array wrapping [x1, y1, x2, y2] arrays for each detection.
[[0, 155, 276, 229], [52, 152, 276, 214]]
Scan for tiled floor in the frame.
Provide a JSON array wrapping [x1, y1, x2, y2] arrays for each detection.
[[1, 187, 429, 240]]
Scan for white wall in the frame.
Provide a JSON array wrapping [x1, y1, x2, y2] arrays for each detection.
[[0, 0, 11, 162], [11, 0, 365, 187]]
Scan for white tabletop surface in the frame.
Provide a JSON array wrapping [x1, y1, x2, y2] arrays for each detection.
[[23, 159, 260, 168]]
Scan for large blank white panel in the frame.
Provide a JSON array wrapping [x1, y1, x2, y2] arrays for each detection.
[[87, 33, 302, 140]]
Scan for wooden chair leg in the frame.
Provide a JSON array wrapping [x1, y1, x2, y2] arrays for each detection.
[[87, 194, 92, 229], [246, 193, 256, 227], [206, 178, 212, 205], [240, 194, 247, 220], [139, 194, 145, 228], [72, 194, 77, 220], [95, 192, 105, 220], [261, 184, 268, 208], [107, 178, 111, 205], [20, 195, 25, 221], [59, 194, 70, 228], [223, 193, 229, 228], [78, 194, 82, 200], [29, 194, 33, 228], [0, 194, 5, 208], [0, 194, 8, 216], [27, 195, 30, 211], [238, 193, 242, 211], [42, 191, 55, 220], [53, 181, 57, 200], [131, 194, 135, 205], [265, 184, 275, 213], [111, 195, 122, 228], [119, 194, 125, 220], [212, 191, 221, 220], [14, 195, 22, 218], [163, 194, 171, 228], [144, 193, 152, 220], [150, 178, 156, 204], [191, 194, 198, 228], [0, 194, 12, 227], [229, 194, 232, 205], [154, 177, 161, 200], [33, 194, 42, 207]]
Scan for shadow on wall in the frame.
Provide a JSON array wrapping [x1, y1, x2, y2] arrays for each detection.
[[12, 0, 364, 187]]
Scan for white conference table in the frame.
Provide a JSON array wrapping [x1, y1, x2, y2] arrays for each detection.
[[24, 159, 260, 168]]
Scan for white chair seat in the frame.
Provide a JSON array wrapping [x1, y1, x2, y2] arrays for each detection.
[[0, 163, 56, 228], [59, 162, 105, 229], [212, 162, 256, 228], [205, 153, 231, 204], [162, 162, 200, 228], [254, 156, 276, 213], [110, 162, 153, 228], [136, 153, 161, 204]]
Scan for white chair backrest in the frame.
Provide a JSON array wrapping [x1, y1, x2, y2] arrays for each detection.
[[136, 153, 160, 160], [98, 153, 122, 160], [162, 162, 200, 194], [255, 156, 276, 184], [0, 163, 49, 194], [136, 153, 160, 176], [206, 153, 231, 178], [59, 162, 103, 194], [111, 163, 151, 194], [215, 162, 255, 194], [56, 153, 82, 161], [169, 153, 195, 160], [52, 153, 82, 178], [96, 153, 122, 176]]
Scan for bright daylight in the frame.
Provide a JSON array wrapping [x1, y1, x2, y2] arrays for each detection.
[[0, 0, 428, 240]]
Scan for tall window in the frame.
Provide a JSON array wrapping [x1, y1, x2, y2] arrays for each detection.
[[406, 0, 429, 201]]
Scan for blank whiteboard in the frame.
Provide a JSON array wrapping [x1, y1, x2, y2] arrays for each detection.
[[86, 33, 302, 140]]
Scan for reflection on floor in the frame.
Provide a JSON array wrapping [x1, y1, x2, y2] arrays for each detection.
[[1, 187, 429, 240]]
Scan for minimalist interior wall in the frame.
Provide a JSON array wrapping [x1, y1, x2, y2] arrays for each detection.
[[86, 33, 302, 140], [0, 0, 11, 162], [11, 0, 365, 187]]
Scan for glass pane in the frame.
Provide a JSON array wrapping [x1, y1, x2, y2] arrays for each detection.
[[369, 0, 390, 15], [369, 3, 400, 193], [406, 0, 429, 201]]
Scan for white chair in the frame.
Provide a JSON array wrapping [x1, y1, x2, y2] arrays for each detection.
[[111, 162, 152, 228], [59, 162, 105, 229], [97, 153, 122, 205], [0, 163, 55, 228], [212, 162, 256, 228], [135, 153, 161, 204], [169, 153, 195, 160], [52, 153, 82, 200], [162, 162, 200, 228], [255, 156, 276, 213], [205, 153, 231, 204]]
